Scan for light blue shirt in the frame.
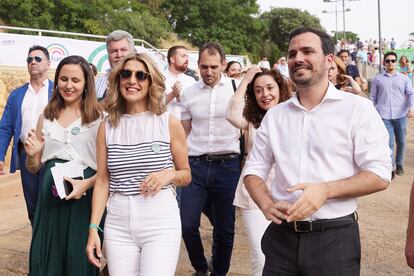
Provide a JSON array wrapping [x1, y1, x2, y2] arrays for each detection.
[[370, 71, 414, 119]]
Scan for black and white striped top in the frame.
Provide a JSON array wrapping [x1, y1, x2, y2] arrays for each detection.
[[106, 112, 173, 195]]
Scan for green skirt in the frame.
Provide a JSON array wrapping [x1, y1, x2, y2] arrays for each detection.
[[29, 159, 100, 276]]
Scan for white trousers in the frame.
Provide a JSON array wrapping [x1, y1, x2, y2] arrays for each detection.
[[241, 208, 271, 276], [104, 189, 181, 276]]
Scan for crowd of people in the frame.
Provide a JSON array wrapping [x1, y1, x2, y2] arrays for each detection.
[[0, 26, 414, 276]]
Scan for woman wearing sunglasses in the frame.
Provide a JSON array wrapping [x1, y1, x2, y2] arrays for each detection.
[[86, 53, 191, 276], [226, 66, 292, 276], [25, 55, 103, 275]]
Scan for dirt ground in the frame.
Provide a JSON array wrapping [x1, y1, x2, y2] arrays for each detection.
[[1, 91, 414, 275]]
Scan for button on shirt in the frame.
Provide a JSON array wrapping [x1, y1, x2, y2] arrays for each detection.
[[244, 84, 392, 220], [181, 74, 240, 156], [163, 70, 196, 120], [370, 71, 414, 119], [20, 79, 49, 142]]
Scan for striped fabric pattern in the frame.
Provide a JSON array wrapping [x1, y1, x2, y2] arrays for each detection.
[[107, 140, 173, 195]]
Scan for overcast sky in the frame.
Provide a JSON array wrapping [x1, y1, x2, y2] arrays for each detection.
[[257, 0, 413, 47]]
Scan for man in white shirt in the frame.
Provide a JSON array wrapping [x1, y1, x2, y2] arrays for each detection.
[[95, 30, 135, 102], [164, 45, 196, 120], [244, 27, 391, 276], [257, 56, 271, 70], [180, 42, 241, 276], [276, 57, 289, 78], [0, 45, 53, 226]]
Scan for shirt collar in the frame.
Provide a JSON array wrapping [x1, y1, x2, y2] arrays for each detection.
[[290, 82, 344, 111], [197, 73, 227, 89], [28, 78, 49, 92], [383, 70, 399, 77]]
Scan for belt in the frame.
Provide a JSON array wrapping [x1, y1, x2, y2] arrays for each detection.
[[190, 153, 239, 162], [280, 212, 358, 233]]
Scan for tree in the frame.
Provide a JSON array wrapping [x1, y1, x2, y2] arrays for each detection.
[[332, 31, 359, 43], [261, 8, 324, 54], [0, 0, 172, 45], [162, 0, 265, 57]]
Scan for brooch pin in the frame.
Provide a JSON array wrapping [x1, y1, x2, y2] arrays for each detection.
[[151, 143, 161, 153], [71, 127, 80, 135]]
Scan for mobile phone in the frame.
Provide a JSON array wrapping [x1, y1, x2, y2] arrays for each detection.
[[63, 176, 83, 196]]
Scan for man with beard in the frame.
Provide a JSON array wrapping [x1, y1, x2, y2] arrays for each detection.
[[164, 45, 196, 120], [96, 30, 135, 103], [0, 45, 53, 226], [180, 42, 241, 276], [243, 27, 391, 276]]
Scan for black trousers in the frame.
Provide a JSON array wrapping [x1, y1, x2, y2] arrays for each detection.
[[261, 218, 360, 276]]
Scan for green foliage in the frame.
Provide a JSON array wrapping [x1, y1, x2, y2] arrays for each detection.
[[0, 0, 171, 45], [261, 8, 324, 54], [162, 0, 265, 57], [332, 31, 359, 42], [0, 0, 334, 64]]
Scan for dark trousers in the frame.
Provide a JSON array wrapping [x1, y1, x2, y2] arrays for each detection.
[[18, 143, 43, 226], [181, 157, 240, 276], [261, 218, 361, 276]]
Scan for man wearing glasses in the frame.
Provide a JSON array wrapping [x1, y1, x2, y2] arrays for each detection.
[[371, 51, 414, 179], [0, 45, 53, 226]]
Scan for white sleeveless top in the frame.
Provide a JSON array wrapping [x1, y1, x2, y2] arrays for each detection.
[[41, 117, 101, 170], [105, 111, 173, 195]]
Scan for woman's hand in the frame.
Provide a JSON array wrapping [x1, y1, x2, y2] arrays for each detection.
[[24, 128, 44, 157], [141, 169, 175, 197], [86, 229, 103, 268], [64, 176, 89, 200], [243, 66, 262, 84]]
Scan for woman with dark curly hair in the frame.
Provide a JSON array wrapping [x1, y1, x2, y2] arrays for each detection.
[[226, 66, 292, 276]]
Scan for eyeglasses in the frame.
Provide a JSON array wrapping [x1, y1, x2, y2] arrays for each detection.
[[385, 59, 396, 64], [119, 69, 149, 81], [26, 56, 43, 63]]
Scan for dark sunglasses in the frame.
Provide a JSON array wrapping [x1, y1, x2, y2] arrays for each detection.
[[385, 59, 396, 64], [26, 56, 43, 63], [119, 69, 149, 81]]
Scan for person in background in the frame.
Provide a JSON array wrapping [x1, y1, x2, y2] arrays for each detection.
[[224, 61, 243, 80], [0, 45, 53, 226], [27, 55, 103, 275], [95, 30, 135, 103], [276, 57, 289, 79], [226, 66, 291, 276], [180, 42, 241, 276], [86, 53, 191, 275], [399, 55, 413, 79], [371, 51, 414, 178], [257, 56, 271, 69], [328, 56, 361, 94]]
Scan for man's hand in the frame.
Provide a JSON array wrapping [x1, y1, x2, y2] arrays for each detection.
[[171, 80, 183, 102], [261, 200, 292, 224], [408, 109, 414, 118], [286, 183, 329, 222], [0, 161, 5, 175]]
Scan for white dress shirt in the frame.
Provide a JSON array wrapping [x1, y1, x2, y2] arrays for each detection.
[[244, 84, 392, 220], [181, 74, 240, 156], [20, 79, 49, 142], [163, 69, 196, 120]]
